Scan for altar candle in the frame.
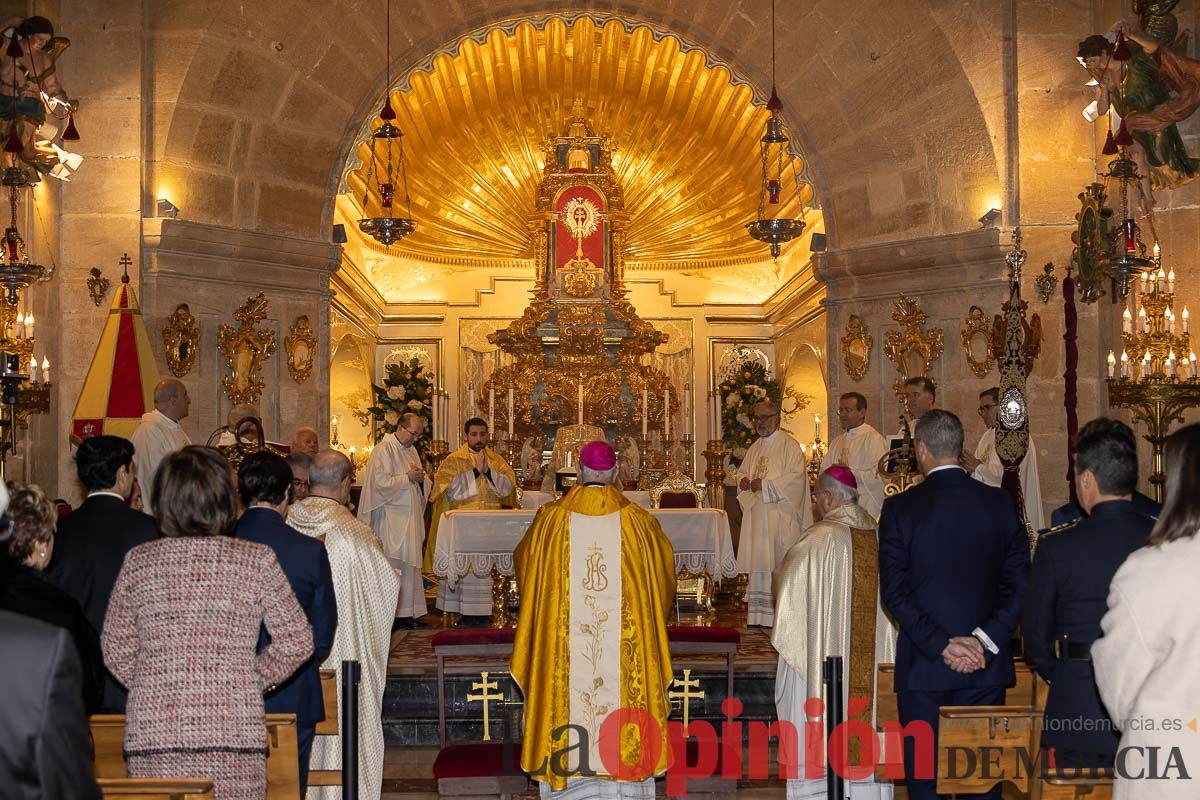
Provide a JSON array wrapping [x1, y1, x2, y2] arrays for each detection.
[[1107, 351, 1116, 378], [40, 357, 48, 384], [641, 387, 649, 437], [28, 355, 37, 383], [1122, 308, 1132, 334], [1185, 307, 1191, 333], [331, 415, 339, 442], [577, 379, 584, 425], [469, 383, 477, 417], [663, 388, 671, 440], [488, 387, 495, 431], [814, 414, 821, 441], [1143, 351, 1152, 379], [1120, 351, 1129, 378], [1169, 269, 1176, 293], [715, 391, 723, 441], [507, 388, 514, 437], [683, 383, 691, 438]]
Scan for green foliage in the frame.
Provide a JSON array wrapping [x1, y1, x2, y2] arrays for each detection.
[[368, 358, 434, 455], [718, 359, 781, 467]]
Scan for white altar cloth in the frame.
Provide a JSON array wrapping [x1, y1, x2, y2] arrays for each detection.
[[521, 490, 652, 510], [433, 507, 737, 589]]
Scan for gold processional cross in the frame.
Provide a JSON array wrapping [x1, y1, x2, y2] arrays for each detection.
[[668, 669, 705, 729], [467, 671, 505, 741]]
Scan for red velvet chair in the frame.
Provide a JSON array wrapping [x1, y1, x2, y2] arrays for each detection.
[[650, 472, 704, 509]]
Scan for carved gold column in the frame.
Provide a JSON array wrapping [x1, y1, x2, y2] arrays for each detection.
[[702, 440, 727, 509]]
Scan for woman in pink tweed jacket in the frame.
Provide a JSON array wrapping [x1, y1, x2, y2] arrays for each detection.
[[102, 446, 313, 800]]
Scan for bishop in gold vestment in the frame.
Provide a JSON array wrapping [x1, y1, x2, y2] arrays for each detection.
[[426, 418, 518, 617], [512, 442, 676, 798], [773, 466, 897, 800]]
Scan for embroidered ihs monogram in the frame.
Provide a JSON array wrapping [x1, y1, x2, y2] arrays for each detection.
[[581, 543, 609, 591]]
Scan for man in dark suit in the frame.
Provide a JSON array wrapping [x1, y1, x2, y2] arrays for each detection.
[[879, 409, 1030, 800], [236, 451, 337, 794], [47, 434, 157, 712], [0, 609, 101, 800], [1023, 418, 1153, 769]]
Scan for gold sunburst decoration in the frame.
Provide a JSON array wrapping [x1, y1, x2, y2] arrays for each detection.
[[562, 197, 600, 240]]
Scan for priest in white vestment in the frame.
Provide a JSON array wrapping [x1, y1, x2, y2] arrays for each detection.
[[358, 412, 431, 625], [822, 392, 889, 518], [961, 387, 1045, 531], [736, 400, 812, 627], [773, 466, 897, 800], [129, 378, 191, 514], [287, 450, 399, 800]]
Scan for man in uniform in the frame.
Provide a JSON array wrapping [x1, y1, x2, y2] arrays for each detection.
[[821, 392, 889, 518], [735, 400, 812, 627], [511, 441, 675, 798], [962, 387, 1045, 531], [426, 417, 518, 622], [1022, 417, 1154, 769]]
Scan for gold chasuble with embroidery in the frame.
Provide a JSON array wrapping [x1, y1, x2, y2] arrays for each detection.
[[423, 444, 518, 571], [512, 484, 676, 791]]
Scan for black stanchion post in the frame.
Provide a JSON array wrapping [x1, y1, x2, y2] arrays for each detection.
[[823, 656, 845, 800], [341, 659, 362, 799]]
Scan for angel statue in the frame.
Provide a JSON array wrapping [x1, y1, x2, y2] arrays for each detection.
[[0, 16, 77, 179], [520, 432, 547, 488], [1079, 6, 1200, 213]]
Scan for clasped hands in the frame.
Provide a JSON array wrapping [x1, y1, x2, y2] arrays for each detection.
[[942, 636, 986, 674], [738, 477, 763, 492], [406, 464, 426, 484]]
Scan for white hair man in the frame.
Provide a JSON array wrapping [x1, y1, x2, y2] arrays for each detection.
[[735, 400, 812, 627], [291, 426, 319, 457], [287, 450, 398, 800], [512, 441, 676, 797], [773, 466, 897, 798], [129, 378, 191, 514]]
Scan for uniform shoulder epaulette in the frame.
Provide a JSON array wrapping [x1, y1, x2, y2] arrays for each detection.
[[1039, 519, 1080, 538]]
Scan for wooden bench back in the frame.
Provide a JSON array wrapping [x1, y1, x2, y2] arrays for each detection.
[[97, 778, 214, 800], [307, 668, 342, 787]]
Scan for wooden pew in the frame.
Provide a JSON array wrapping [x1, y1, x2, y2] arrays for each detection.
[[90, 714, 301, 800], [97, 778, 214, 800], [306, 668, 341, 788], [1031, 772, 1114, 799]]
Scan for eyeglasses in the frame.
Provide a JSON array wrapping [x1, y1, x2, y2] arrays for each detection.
[[753, 413, 778, 421], [399, 426, 423, 437], [978, 405, 996, 413]]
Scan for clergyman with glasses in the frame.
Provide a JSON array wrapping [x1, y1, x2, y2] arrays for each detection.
[[357, 412, 431, 627], [734, 400, 812, 627], [960, 387, 1045, 532]]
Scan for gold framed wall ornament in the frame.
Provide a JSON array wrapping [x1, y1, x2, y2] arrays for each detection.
[[285, 315, 318, 384], [883, 294, 944, 395], [960, 306, 995, 378], [162, 303, 200, 377], [839, 315, 872, 382], [217, 293, 277, 405]]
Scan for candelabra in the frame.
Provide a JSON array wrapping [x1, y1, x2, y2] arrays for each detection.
[[805, 426, 826, 488], [1107, 253, 1200, 501], [426, 438, 450, 476], [701, 439, 728, 510], [878, 416, 920, 497]]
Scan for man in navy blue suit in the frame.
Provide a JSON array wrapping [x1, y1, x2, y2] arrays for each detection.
[[879, 410, 1030, 800], [236, 451, 337, 794]]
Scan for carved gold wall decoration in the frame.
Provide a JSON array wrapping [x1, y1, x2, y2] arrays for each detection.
[[217, 293, 276, 405], [839, 315, 873, 382], [883, 295, 944, 395], [87, 268, 110, 307], [162, 304, 200, 378], [960, 306, 995, 378], [285, 315, 317, 384]]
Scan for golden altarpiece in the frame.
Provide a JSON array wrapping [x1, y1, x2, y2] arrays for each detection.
[[479, 106, 680, 475]]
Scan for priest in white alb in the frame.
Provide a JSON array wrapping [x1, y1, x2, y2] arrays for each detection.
[[129, 378, 191, 514], [736, 400, 812, 627], [961, 387, 1045, 531], [427, 417, 519, 619], [821, 391, 889, 518], [773, 466, 897, 800], [287, 450, 399, 800], [512, 441, 676, 798], [358, 412, 431, 626]]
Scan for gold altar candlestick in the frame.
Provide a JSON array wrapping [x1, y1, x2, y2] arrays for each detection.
[[426, 439, 450, 476], [702, 439, 727, 510]]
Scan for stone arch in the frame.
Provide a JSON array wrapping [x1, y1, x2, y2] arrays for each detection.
[[152, 0, 1000, 249]]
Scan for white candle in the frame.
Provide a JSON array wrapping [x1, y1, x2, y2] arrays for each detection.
[[1143, 351, 1152, 379], [641, 387, 649, 438], [40, 357, 48, 384], [814, 414, 821, 440], [1169, 350, 1178, 378], [468, 383, 476, 417], [1120, 351, 1129, 378], [507, 388, 514, 437], [488, 387, 495, 431], [1167, 309, 1174, 334], [1141, 270, 1149, 291], [1158, 269, 1167, 292], [683, 383, 691, 439], [1138, 307, 1147, 332], [664, 388, 671, 440], [28, 355, 37, 383], [1191, 351, 1198, 378], [577, 379, 584, 425], [15, 312, 24, 339], [331, 415, 339, 441], [716, 391, 724, 441], [1168, 269, 1176, 293], [25, 313, 32, 340], [1107, 351, 1116, 378], [1122, 308, 1132, 334], [1185, 307, 1191, 333]]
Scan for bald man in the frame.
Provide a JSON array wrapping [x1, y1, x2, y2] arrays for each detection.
[[129, 379, 192, 514]]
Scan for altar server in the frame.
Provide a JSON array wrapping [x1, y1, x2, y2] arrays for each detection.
[[822, 392, 889, 518], [736, 400, 812, 627], [512, 441, 675, 797], [962, 387, 1045, 532], [129, 379, 191, 515], [774, 466, 896, 799], [358, 412, 430, 626], [426, 418, 518, 619]]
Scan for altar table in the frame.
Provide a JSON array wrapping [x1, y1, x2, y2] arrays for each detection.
[[520, 490, 652, 510], [432, 507, 736, 617]]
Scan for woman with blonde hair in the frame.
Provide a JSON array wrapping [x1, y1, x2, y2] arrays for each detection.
[[1094, 423, 1200, 799]]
